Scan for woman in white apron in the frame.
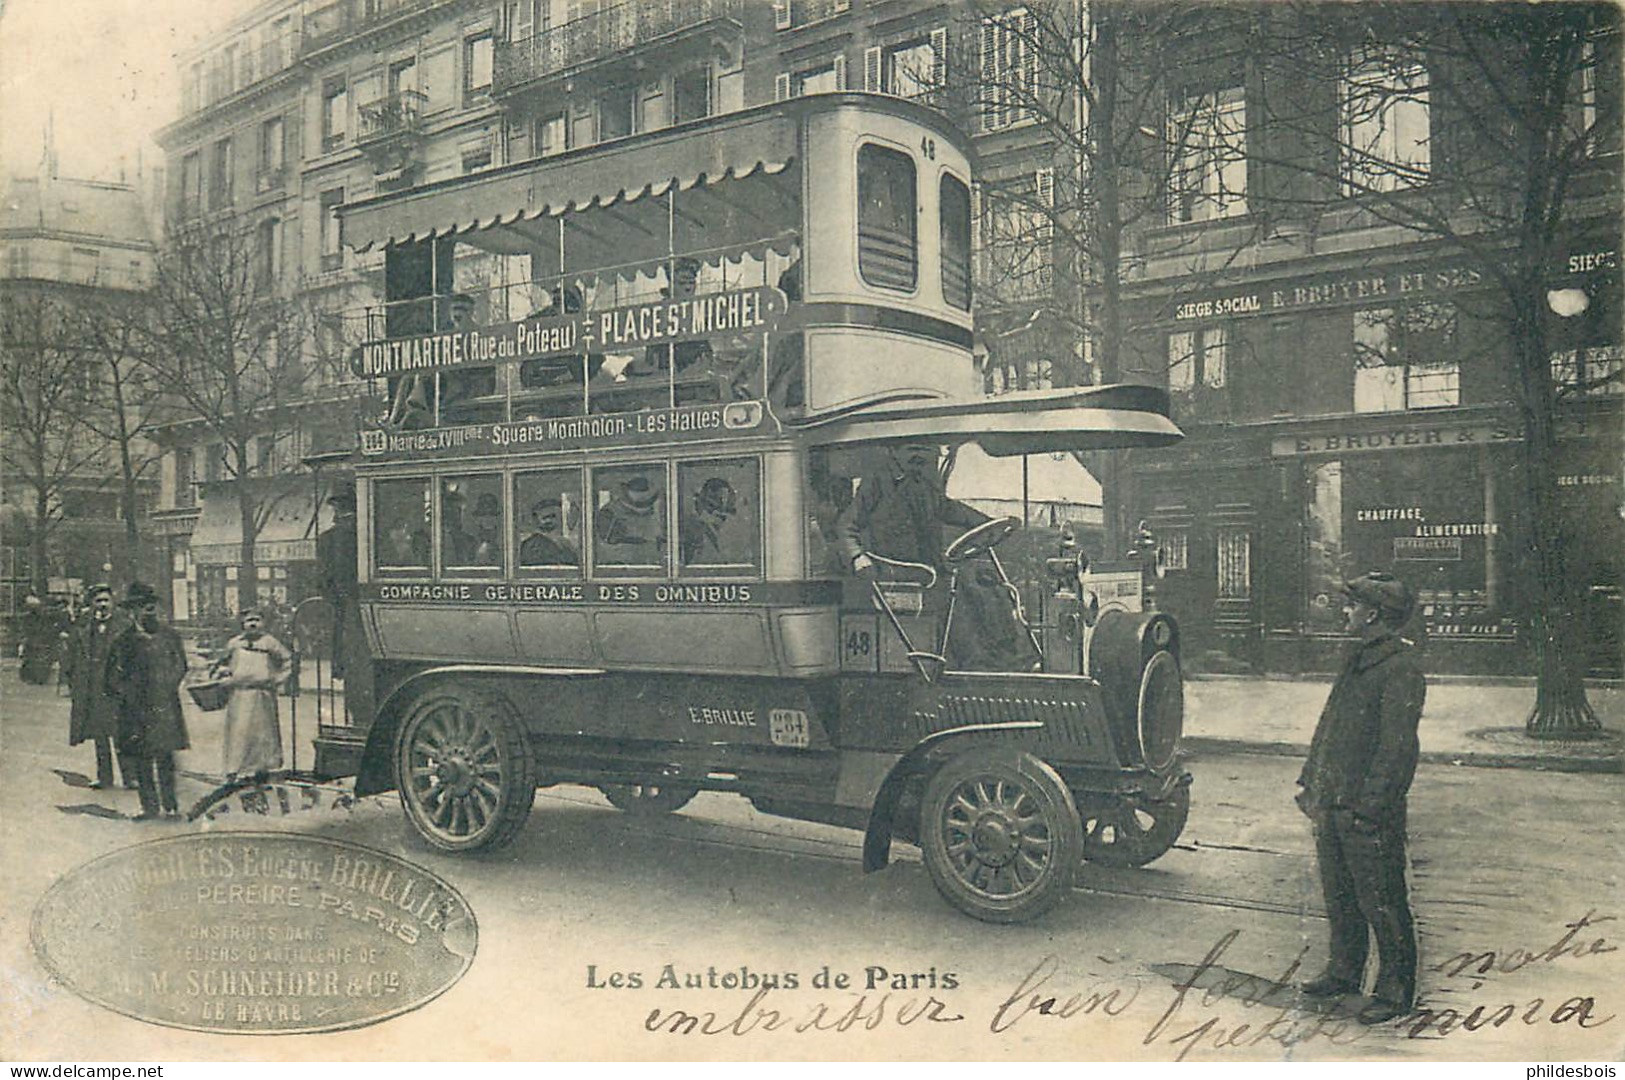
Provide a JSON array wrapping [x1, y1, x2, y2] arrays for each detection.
[[216, 609, 290, 782]]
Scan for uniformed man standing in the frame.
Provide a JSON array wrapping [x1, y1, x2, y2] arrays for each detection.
[[1295, 571, 1426, 1024]]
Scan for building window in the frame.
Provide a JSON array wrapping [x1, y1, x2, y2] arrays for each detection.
[[1353, 303, 1459, 411], [1341, 49, 1430, 193], [672, 65, 711, 125], [867, 29, 946, 99], [638, 81, 669, 133], [258, 116, 285, 190], [979, 169, 1053, 301], [208, 137, 233, 210], [980, 8, 1035, 131], [774, 0, 850, 31], [254, 217, 281, 288], [1157, 527, 1189, 572], [1167, 325, 1228, 393], [173, 447, 196, 509], [1168, 85, 1247, 223], [1216, 526, 1251, 599], [464, 32, 494, 98], [185, 61, 203, 113], [599, 86, 634, 141], [779, 55, 846, 99], [461, 138, 494, 174], [388, 56, 417, 98], [536, 113, 566, 157], [180, 152, 201, 217], [857, 143, 917, 292], [322, 78, 348, 150], [1551, 343, 1624, 399], [319, 188, 344, 272], [940, 174, 972, 311]]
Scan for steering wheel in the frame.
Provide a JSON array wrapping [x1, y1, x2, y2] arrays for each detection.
[[943, 516, 1020, 564]]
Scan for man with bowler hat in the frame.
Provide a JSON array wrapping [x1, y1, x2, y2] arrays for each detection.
[[64, 583, 134, 789], [105, 582, 191, 821], [1296, 570, 1426, 1024]]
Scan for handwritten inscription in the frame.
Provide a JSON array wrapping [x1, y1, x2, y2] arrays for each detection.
[[30, 834, 476, 1034]]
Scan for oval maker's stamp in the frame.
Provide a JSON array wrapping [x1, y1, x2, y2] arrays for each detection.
[[30, 832, 477, 1035]]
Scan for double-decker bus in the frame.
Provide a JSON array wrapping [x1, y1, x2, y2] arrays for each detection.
[[317, 93, 1189, 923]]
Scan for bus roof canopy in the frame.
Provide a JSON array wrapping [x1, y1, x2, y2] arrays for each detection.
[[339, 101, 815, 274], [799, 384, 1183, 456]]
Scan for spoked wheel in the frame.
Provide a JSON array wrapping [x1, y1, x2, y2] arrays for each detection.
[[598, 783, 699, 816], [919, 750, 1082, 923], [1081, 783, 1190, 868], [395, 688, 536, 852]]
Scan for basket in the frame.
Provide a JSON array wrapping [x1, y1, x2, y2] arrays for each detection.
[[186, 679, 231, 712]]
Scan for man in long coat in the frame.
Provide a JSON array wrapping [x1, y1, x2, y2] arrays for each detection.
[[105, 582, 191, 821], [64, 584, 133, 789], [1296, 570, 1426, 1025]]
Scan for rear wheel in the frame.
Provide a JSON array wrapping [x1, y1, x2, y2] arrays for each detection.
[[1081, 783, 1190, 868], [919, 749, 1082, 923], [598, 783, 698, 816], [396, 687, 536, 852]]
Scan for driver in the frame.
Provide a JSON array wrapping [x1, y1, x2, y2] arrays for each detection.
[[835, 442, 1033, 672], [836, 441, 989, 576]]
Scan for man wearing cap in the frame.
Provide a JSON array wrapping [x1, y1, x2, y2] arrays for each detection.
[[1296, 570, 1426, 1025], [64, 583, 134, 790], [104, 582, 191, 821]]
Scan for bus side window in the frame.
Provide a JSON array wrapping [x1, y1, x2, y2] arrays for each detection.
[[375, 478, 431, 573], [677, 458, 760, 578], [442, 474, 504, 572], [805, 448, 855, 578], [592, 464, 667, 577], [515, 468, 584, 573], [857, 143, 918, 292]]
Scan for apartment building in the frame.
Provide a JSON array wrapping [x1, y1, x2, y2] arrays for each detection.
[[0, 166, 160, 621], [1109, 5, 1623, 676]]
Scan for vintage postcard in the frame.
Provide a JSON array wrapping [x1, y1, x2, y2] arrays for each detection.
[[1, 0, 1620, 1065]]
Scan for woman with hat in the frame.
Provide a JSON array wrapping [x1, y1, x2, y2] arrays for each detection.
[[104, 582, 191, 820], [64, 583, 134, 790], [214, 608, 291, 784]]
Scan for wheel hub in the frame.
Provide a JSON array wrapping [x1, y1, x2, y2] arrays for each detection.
[[971, 813, 1018, 866], [436, 753, 476, 796]]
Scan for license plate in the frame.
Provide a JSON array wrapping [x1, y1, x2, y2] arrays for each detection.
[[768, 708, 811, 749]]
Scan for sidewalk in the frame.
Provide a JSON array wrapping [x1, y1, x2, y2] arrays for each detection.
[[1182, 673, 1624, 773]]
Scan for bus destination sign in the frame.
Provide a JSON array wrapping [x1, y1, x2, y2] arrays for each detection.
[[350, 286, 788, 378], [359, 400, 773, 459]]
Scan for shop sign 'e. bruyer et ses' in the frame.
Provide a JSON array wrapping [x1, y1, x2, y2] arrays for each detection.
[[1171, 265, 1486, 322], [350, 286, 788, 378]]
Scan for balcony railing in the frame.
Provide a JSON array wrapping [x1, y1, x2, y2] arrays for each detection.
[[301, 0, 440, 55], [495, 0, 742, 92], [357, 90, 428, 142]]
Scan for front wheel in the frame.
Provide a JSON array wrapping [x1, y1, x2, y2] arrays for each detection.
[[396, 687, 536, 852], [919, 749, 1082, 923], [1081, 782, 1190, 868], [598, 782, 698, 816]]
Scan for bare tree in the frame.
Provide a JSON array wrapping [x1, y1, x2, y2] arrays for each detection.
[[70, 292, 163, 589], [953, 0, 1268, 551], [124, 216, 318, 613], [0, 289, 109, 595], [1249, 2, 1621, 736]]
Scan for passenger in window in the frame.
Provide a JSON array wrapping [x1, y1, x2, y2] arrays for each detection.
[[440, 293, 497, 416], [680, 477, 739, 566], [632, 257, 713, 379], [519, 496, 580, 569], [521, 283, 604, 389], [595, 473, 665, 555], [467, 492, 503, 565], [382, 518, 429, 567]]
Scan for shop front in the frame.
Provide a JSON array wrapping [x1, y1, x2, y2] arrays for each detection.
[[186, 485, 335, 621]]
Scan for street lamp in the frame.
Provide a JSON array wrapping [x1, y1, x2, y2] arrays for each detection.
[[1546, 286, 1590, 319]]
